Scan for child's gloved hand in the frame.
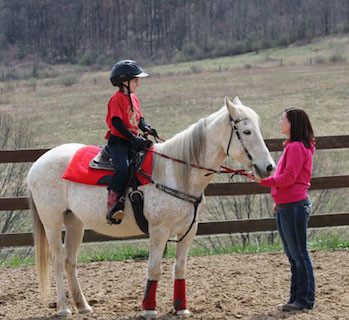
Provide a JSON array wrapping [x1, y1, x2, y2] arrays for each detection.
[[143, 125, 158, 138], [132, 136, 153, 151], [148, 128, 158, 138]]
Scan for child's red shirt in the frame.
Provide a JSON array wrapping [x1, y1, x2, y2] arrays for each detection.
[[105, 90, 143, 140]]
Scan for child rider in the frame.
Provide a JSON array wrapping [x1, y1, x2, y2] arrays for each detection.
[[105, 59, 157, 224]]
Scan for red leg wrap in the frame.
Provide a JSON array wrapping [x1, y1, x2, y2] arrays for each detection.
[[142, 280, 158, 310], [173, 279, 187, 310]]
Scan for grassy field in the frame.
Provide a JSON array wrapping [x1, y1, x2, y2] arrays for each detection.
[[0, 34, 348, 148], [1, 35, 348, 265], [2, 231, 349, 267]]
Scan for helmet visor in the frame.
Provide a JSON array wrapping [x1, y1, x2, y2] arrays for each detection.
[[135, 71, 149, 78]]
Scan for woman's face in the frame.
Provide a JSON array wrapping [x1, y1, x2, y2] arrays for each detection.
[[280, 111, 291, 136]]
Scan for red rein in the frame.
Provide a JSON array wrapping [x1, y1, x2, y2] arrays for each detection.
[[146, 147, 249, 178], [143, 132, 249, 177]]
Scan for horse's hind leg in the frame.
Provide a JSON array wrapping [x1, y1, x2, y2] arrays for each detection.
[[44, 218, 72, 316], [63, 211, 92, 314]]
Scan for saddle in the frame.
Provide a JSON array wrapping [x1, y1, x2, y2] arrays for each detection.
[[89, 145, 149, 233], [89, 145, 114, 171]]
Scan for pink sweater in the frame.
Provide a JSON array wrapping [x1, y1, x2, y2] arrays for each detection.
[[260, 141, 315, 205]]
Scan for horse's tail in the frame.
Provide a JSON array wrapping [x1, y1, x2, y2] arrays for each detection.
[[30, 192, 50, 297]]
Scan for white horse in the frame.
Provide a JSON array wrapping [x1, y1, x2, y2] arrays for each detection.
[[27, 97, 275, 318]]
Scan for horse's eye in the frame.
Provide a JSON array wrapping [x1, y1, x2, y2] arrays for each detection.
[[243, 130, 251, 135]]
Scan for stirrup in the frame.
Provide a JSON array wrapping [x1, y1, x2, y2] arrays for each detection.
[[111, 209, 125, 220], [106, 198, 125, 225]]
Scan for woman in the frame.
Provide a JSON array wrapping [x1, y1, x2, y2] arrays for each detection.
[[248, 107, 315, 311]]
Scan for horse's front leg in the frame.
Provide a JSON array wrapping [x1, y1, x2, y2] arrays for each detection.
[[173, 223, 198, 317], [143, 227, 169, 319]]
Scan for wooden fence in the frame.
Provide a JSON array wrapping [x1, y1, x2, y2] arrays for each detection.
[[1, 135, 349, 248]]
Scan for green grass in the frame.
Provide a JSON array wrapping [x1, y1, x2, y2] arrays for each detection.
[[309, 234, 349, 250], [78, 245, 150, 263], [2, 234, 349, 267], [0, 254, 35, 267]]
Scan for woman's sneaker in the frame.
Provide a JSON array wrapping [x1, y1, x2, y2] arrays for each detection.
[[281, 303, 304, 312]]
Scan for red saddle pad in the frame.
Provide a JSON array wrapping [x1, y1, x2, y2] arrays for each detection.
[[62, 145, 153, 186]]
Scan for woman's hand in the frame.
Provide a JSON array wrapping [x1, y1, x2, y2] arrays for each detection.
[[246, 172, 262, 184]]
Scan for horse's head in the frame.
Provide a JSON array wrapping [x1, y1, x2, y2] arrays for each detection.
[[224, 96, 275, 178]]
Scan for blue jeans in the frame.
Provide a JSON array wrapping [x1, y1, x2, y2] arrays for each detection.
[[108, 139, 132, 194], [276, 199, 315, 309]]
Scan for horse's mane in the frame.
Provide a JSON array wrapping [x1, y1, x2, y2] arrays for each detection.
[[152, 117, 207, 189], [152, 102, 259, 189]]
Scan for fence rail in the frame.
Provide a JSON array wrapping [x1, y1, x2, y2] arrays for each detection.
[[1, 136, 348, 164], [1, 175, 348, 211], [1, 135, 348, 248]]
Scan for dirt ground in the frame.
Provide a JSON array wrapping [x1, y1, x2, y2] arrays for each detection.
[[0, 250, 348, 320]]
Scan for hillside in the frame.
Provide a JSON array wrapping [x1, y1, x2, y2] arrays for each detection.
[[147, 34, 349, 75], [0, 35, 348, 147]]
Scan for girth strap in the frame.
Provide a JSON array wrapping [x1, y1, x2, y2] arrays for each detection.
[[138, 170, 203, 243], [155, 183, 202, 205], [169, 195, 202, 243]]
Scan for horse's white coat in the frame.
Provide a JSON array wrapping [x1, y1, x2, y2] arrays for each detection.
[[27, 97, 275, 316]]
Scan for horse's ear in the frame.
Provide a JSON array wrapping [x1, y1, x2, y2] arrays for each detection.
[[225, 96, 239, 118], [233, 96, 243, 105], [224, 96, 231, 108]]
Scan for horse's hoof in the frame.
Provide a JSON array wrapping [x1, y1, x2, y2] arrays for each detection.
[[175, 309, 191, 317], [143, 309, 158, 319], [57, 308, 72, 316], [78, 305, 93, 314]]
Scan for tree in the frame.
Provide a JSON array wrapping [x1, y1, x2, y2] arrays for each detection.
[[0, 0, 348, 64], [0, 112, 34, 261]]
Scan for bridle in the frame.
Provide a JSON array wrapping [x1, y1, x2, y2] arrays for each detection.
[[144, 115, 255, 177], [226, 115, 254, 163], [139, 115, 256, 243]]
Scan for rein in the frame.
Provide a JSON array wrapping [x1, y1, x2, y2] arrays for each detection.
[[139, 115, 253, 242], [145, 148, 249, 178], [145, 116, 253, 178]]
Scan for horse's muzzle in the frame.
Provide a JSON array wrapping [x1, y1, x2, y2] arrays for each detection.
[[254, 163, 275, 178]]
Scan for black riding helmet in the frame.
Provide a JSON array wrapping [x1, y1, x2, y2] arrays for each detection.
[[110, 60, 148, 112], [110, 59, 148, 87]]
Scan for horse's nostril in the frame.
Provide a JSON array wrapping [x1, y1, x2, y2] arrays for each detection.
[[266, 164, 273, 172]]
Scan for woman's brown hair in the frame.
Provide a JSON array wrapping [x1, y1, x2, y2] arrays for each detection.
[[285, 107, 314, 149]]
